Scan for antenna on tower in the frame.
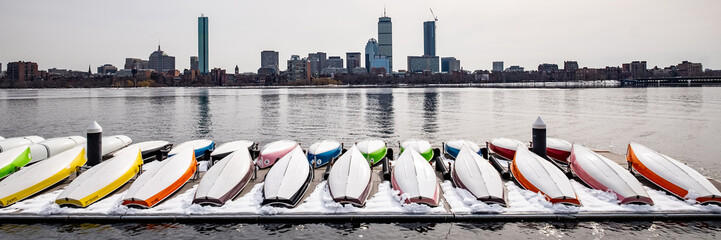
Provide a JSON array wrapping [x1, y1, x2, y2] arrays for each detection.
[[429, 8, 438, 21], [383, 5, 387, 17]]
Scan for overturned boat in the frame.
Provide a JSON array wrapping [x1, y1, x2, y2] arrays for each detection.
[[391, 148, 441, 207], [444, 139, 481, 160], [452, 146, 507, 206], [547, 138, 572, 163], [0, 136, 44, 153], [193, 147, 254, 206], [0, 146, 87, 207], [122, 149, 197, 208], [210, 140, 254, 160], [112, 140, 172, 161], [56, 146, 143, 207], [627, 142, 721, 204], [307, 140, 342, 168], [570, 143, 652, 205], [168, 139, 214, 159], [489, 138, 525, 160], [262, 146, 313, 207], [357, 139, 387, 166], [327, 145, 372, 207], [257, 140, 298, 169], [511, 146, 580, 206], [0, 136, 86, 179], [400, 139, 434, 162]]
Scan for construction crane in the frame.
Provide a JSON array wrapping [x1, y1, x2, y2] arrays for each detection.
[[429, 8, 438, 21]]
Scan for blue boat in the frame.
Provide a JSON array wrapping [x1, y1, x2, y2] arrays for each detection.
[[168, 139, 215, 159], [444, 140, 481, 159], [306, 140, 342, 168]]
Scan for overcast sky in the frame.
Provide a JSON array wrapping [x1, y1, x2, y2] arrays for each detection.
[[2, 0, 720, 72]]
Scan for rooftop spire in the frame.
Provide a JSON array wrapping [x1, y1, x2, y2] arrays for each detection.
[[157, 45, 161, 51], [383, 6, 387, 17]]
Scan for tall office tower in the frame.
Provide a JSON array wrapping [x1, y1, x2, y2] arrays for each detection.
[[423, 21, 436, 57], [261, 50, 280, 73], [493, 61, 504, 72], [346, 52, 361, 71], [190, 56, 199, 71], [365, 38, 378, 73], [377, 11, 393, 72], [198, 14, 209, 74]]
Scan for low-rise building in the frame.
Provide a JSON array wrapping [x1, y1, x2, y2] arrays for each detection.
[[407, 56, 439, 73]]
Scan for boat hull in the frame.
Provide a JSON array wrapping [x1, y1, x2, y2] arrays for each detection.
[[400, 139, 434, 162], [569, 143, 653, 205], [257, 140, 297, 169], [56, 147, 143, 207], [627, 142, 721, 204], [193, 147, 254, 206], [0, 136, 44, 152], [327, 146, 372, 207], [307, 140, 342, 168], [547, 138, 572, 163], [391, 149, 440, 207], [511, 147, 580, 206], [489, 138, 525, 160], [122, 149, 197, 208], [444, 140, 481, 160], [210, 140, 254, 160], [168, 139, 215, 159], [262, 146, 313, 208], [0, 147, 32, 179], [452, 146, 507, 206], [357, 140, 387, 166], [0, 146, 87, 207]]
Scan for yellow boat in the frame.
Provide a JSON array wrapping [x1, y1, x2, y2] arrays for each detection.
[[0, 146, 86, 207], [56, 147, 142, 207]]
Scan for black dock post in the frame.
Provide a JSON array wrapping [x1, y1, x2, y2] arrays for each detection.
[[87, 121, 103, 167], [531, 116, 547, 159]]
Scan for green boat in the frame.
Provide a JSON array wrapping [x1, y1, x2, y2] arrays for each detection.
[[0, 146, 32, 179], [357, 140, 387, 166], [400, 139, 434, 162]]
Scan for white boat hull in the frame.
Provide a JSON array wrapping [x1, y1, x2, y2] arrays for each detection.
[[452, 146, 507, 206], [262, 146, 312, 207], [391, 149, 440, 206], [194, 147, 254, 206], [327, 145, 372, 206]]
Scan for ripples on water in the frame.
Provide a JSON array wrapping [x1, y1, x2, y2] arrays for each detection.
[[0, 87, 720, 238], [0, 221, 720, 239]]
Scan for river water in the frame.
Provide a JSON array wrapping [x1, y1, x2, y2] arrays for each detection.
[[0, 87, 719, 239]]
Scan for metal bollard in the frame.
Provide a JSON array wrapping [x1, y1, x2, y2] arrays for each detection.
[[532, 116, 547, 159], [86, 121, 103, 167]]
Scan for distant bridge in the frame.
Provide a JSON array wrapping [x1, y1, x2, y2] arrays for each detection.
[[621, 76, 721, 87]]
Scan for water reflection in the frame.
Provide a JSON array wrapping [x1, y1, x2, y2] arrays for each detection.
[[193, 89, 212, 139], [366, 89, 395, 139], [423, 89, 438, 136], [259, 90, 280, 138]]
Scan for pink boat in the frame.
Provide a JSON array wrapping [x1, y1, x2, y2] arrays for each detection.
[[257, 140, 298, 169]]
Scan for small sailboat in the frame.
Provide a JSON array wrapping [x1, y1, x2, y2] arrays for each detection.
[[400, 139, 434, 162], [444, 139, 481, 160], [391, 148, 441, 207], [511, 146, 580, 206], [570, 143, 652, 205], [452, 146, 507, 206], [0, 146, 87, 207], [55, 146, 143, 207], [168, 139, 215, 159], [627, 142, 721, 204], [547, 138, 572, 163], [489, 138, 525, 160], [356, 139, 387, 166], [122, 149, 197, 208], [327, 145, 372, 206], [306, 140, 342, 168], [193, 147, 254, 206], [262, 146, 313, 207], [257, 140, 298, 169]]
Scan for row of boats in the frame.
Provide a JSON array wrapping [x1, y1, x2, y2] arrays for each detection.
[[0, 134, 718, 211]]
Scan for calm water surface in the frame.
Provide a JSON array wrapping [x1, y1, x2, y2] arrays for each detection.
[[0, 87, 720, 238]]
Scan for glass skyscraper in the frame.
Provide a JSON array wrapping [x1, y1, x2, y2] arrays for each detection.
[[377, 14, 392, 72], [423, 21, 436, 57], [198, 14, 209, 74]]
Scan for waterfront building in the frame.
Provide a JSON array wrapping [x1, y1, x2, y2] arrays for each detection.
[[493, 61, 504, 72], [235, 65, 239, 75], [96, 64, 118, 75], [564, 61, 579, 71], [261, 50, 280, 74], [441, 57, 458, 73], [190, 56, 199, 71], [198, 14, 209, 74], [321, 67, 348, 76], [624, 61, 648, 79], [378, 11, 393, 72], [538, 63, 559, 73], [7, 61, 39, 81], [346, 52, 361, 72], [211, 68, 227, 85], [149, 45, 176, 72], [326, 56, 343, 69], [308, 52, 327, 76], [506, 65, 524, 72], [407, 56, 439, 73], [365, 38, 378, 73], [677, 61, 703, 76], [124, 58, 148, 70], [287, 55, 310, 82], [448, 58, 461, 73], [352, 67, 368, 75], [370, 56, 390, 75], [423, 21, 436, 57]]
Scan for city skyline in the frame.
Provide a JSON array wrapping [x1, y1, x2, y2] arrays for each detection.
[[1, 0, 720, 72]]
